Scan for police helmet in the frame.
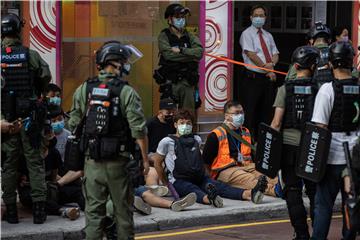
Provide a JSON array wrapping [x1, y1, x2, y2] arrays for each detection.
[[329, 41, 355, 69], [164, 3, 191, 19], [96, 41, 132, 69], [1, 13, 23, 36], [308, 21, 331, 41], [291, 46, 320, 69]]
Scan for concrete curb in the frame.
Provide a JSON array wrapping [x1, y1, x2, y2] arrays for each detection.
[[1, 196, 342, 240]]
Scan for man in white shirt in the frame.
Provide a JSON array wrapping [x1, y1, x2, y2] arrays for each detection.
[[311, 41, 359, 240], [239, 5, 279, 140]]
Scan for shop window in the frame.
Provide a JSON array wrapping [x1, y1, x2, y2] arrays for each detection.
[[236, 2, 315, 34]]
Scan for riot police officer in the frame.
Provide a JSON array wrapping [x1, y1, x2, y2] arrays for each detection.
[[271, 46, 320, 239], [68, 41, 149, 240], [310, 41, 359, 240], [1, 13, 51, 224], [154, 3, 204, 111], [287, 22, 332, 86]]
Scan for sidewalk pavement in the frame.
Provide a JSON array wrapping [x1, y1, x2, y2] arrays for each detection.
[[1, 196, 342, 240]]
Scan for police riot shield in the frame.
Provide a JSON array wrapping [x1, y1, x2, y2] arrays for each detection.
[[296, 122, 332, 182], [255, 123, 283, 178]]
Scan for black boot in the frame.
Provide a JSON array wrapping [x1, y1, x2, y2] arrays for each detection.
[[33, 201, 47, 224], [5, 204, 19, 224], [103, 216, 117, 240]]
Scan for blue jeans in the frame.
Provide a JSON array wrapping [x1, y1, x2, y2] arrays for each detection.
[[173, 176, 244, 203], [312, 165, 356, 240]]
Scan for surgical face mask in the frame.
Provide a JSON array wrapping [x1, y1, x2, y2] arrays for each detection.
[[49, 96, 61, 106], [172, 17, 186, 29], [177, 124, 192, 136], [51, 120, 65, 134], [252, 17, 265, 28], [342, 36, 349, 42], [231, 114, 245, 129]]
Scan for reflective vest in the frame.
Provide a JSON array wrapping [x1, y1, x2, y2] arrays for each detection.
[[210, 126, 252, 179]]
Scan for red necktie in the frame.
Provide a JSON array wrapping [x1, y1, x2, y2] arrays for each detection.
[[258, 29, 272, 63]]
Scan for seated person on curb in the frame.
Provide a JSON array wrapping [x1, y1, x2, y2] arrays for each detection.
[[203, 101, 282, 198], [18, 106, 84, 220], [147, 98, 176, 160], [17, 147, 82, 220], [153, 109, 268, 206]]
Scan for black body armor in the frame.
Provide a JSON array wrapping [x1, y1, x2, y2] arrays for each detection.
[[84, 77, 131, 161], [156, 28, 199, 86], [1, 45, 35, 121], [283, 78, 318, 130], [328, 78, 360, 132]]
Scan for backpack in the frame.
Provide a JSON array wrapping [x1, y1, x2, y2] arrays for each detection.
[[170, 135, 205, 183]]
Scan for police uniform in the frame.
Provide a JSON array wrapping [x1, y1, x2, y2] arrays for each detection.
[[310, 41, 359, 240], [273, 46, 319, 239], [157, 4, 204, 111], [68, 44, 147, 239], [1, 14, 51, 224]]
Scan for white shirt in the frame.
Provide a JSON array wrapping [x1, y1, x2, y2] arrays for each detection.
[[311, 82, 359, 165], [156, 135, 202, 184], [239, 25, 279, 73]]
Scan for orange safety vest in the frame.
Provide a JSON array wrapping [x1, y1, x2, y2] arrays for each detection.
[[210, 126, 252, 179]]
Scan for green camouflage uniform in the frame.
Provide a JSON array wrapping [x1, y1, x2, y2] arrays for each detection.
[[158, 28, 203, 110], [68, 71, 147, 240], [1, 37, 51, 205]]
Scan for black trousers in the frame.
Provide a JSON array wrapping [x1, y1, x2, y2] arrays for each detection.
[[241, 70, 275, 141], [281, 144, 317, 237], [18, 182, 85, 215]]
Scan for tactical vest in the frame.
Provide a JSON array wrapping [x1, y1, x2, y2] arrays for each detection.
[[283, 78, 318, 130], [210, 126, 252, 179], [170, 135, 205, 184], [84, 77, 131, 160], [328, 78, 360, 132], [158, 28, 199, 85], [1, 45, 35, 121], [313, 47, 334, 86]]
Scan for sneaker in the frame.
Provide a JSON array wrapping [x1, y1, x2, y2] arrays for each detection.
[[251, 175, 267, 204], [147, 185, 169, 197], [62, 207, 80, 220], [133, 196, 152, 215], [205, 183, 223, 208], [170, 192, 196, 212]]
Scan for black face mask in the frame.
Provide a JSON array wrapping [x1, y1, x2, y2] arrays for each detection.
[[164, 115, 173, 124]]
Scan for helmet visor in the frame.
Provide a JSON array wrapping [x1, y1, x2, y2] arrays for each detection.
[[125, 44, 143, 64]]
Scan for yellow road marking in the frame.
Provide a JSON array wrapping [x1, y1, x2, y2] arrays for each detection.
[[136, 215, 343, 239]]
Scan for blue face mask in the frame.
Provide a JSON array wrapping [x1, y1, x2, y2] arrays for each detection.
[[231, 114, 245, 129], [51, 120, 65, 134], [252, 17, 265, 28], [49, 96, 61, 106], [172, 17, 186, 29]]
